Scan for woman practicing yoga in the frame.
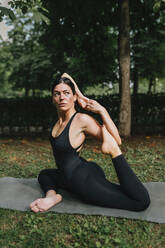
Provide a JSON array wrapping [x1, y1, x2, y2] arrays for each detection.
[[30, 73, 150, 213]]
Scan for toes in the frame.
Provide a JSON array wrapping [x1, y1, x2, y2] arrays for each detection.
[[30, 199, 42, 212], [36, 202, 47, 211], [30, 195, 63, 213], [39, 208, 45, 212], [30, 201, 36, 208], [31, 205, 40, 213], [30, 199, 41, 208]]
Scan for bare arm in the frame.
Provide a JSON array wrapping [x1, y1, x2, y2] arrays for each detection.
[[61, 73, 82, 96], [61, 73, 89, 108], [61, 73, 121, 145], [84, 100, 122, 145]]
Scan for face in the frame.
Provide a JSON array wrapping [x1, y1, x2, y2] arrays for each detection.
[[52, 83, 76, 111]]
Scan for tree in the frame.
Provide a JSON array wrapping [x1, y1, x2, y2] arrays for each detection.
[[0, 0, 49, 23], [118, 0, 131, 136], [4, 9, 51, 96], [130, 0, 165, 95], [40, 0, 118, 90], [0, 40, 12, 97], [0, 6, 15, 21]]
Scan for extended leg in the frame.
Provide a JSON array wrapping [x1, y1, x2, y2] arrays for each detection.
[[91, 126, 151, 211]]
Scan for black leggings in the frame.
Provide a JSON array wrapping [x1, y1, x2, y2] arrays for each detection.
[[38, 154, 150, 212]]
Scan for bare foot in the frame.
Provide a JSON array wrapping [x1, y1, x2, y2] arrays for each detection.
[[101, 125, 122, 158], [30, 194, 62, 212]]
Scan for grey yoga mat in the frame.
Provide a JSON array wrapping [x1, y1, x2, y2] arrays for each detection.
[[0, 177, 164, 223]]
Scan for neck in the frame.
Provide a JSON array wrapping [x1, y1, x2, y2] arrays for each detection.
[[57, 108, 76, 123]]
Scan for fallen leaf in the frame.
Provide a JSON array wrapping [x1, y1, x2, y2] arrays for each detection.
[[21, 139, 29, 144]]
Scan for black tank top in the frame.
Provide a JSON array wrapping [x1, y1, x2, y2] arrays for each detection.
[[49, 112, 84, 181]]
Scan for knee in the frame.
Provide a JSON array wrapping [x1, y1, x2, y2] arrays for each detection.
[[143, 195, 151, 210], [38, 169, 49, 182], [137, 194, 151, 212]]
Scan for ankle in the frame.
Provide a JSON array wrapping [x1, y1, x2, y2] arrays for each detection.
[[46, 193, 62, 203], [46, 190, 57, 198], [111, 149, 122, 159]]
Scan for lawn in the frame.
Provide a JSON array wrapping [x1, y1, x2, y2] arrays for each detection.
[[0, 135, 165, 248]]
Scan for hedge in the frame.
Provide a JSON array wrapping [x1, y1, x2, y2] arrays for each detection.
[[0, 94, 164, 135]]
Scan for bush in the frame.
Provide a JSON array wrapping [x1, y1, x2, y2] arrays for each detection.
[[0, 94, 164, 135]]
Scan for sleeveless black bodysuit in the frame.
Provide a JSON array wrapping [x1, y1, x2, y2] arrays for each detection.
[[38, 112, 150, 211]]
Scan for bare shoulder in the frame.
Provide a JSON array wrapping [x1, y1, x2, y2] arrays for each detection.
[[75, 112, 101, 139], [75, 113, 94, 125], [75, 112, 100, 130]]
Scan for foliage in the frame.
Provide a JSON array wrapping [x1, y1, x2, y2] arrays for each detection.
[[153, 0, 165, 11], [0, 0, 51, 96], [0, 0, 49, 23], [0, 0, 164, 139], [136, 78, 165, 94], [0, 94, 164, 135], [0, 40, 11, 89], [0, 6, 16, 21], [130, 0, 165, 90], [9, 0, 49, 24], [0, 0, 165, 95], [39, 0, 118, 88], [1, 9, 51, 95]]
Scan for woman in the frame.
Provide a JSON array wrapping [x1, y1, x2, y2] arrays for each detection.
[[30, 73, 150, 213]]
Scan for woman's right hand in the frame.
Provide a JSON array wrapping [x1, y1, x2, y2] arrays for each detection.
[[61, 72, 90, 108], [61, 72, 81, 96], [61, 73, 74, 82]]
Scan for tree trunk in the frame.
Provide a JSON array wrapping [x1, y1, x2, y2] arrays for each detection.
[[153, 79, 156, 94], [133, 68, 138, 96], [25, 87, 29, 97], [118, 34, 122, 97], [118, 67, 122, 97], [148, 77, 153, 95], [32, 88, 35, 97], [118, 0, 131, 136]]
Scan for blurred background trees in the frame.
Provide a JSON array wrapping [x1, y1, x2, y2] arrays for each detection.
[[0, 0, 164, 136]]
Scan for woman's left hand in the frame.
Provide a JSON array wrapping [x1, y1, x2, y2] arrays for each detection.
[[84, 99, 105, 114]]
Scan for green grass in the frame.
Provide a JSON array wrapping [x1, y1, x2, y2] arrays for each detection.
[[0, 135, 165, 248]]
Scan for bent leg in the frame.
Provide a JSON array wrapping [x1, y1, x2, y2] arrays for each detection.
[[90, 126, 150, 211], [112, 154, 150, 210], [38, 168, 67, 194], [30, 169, 66, 212]]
